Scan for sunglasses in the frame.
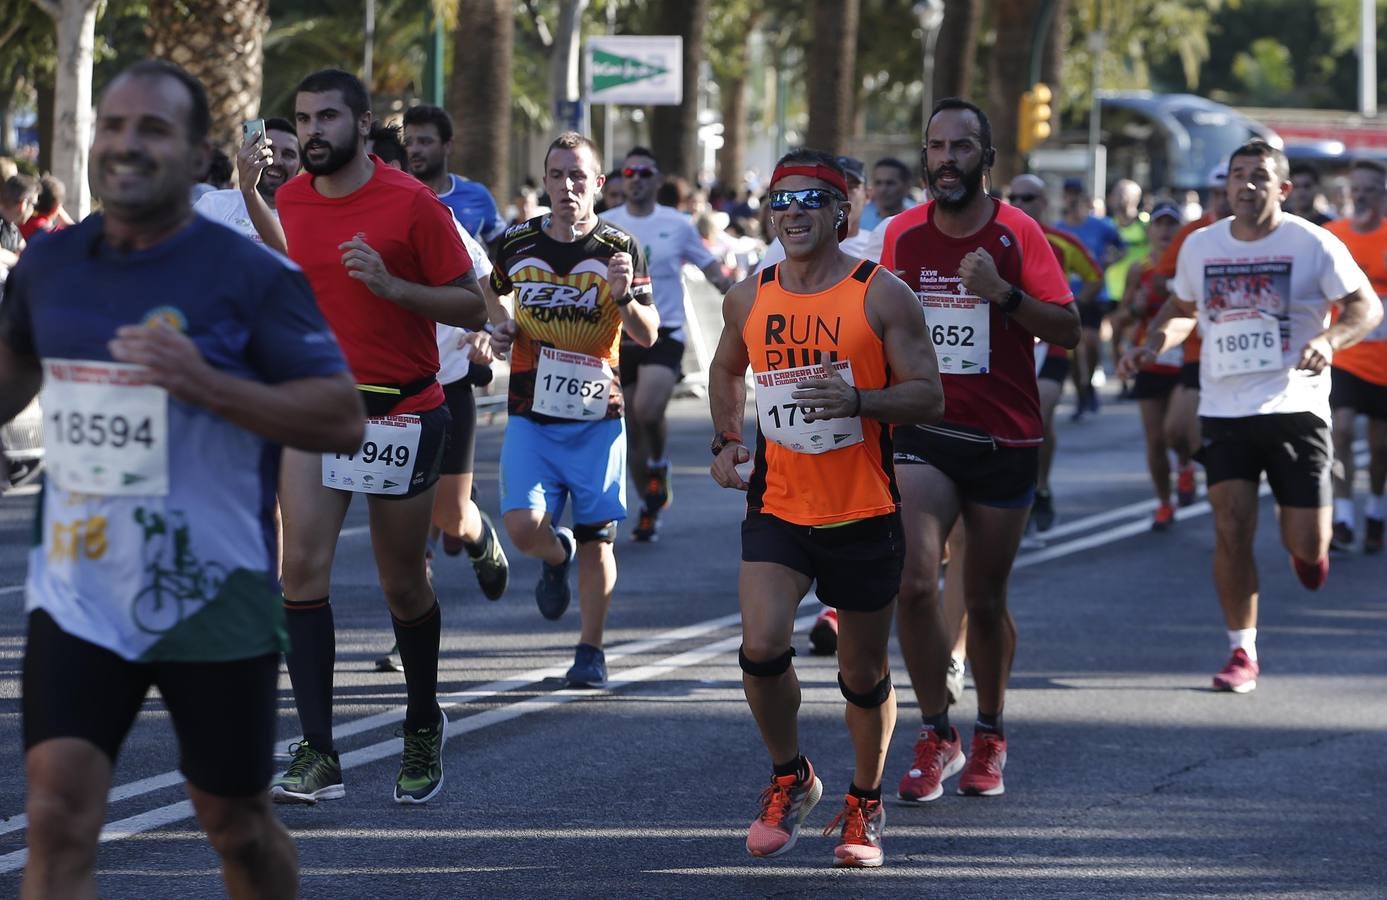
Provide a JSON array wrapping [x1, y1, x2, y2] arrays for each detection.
[[622, 166, 658, 179], [767, 188, 844, 211], [1008, 193, 1039, 203]]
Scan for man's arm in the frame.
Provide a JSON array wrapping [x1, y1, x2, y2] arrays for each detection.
[[791, 272, 944, 426], [0, 340, 41, 427], [618, 298, 660, 347], [699, 259, 734, 294], [236, 135, 289, 253], [708, 280, 755, 489], [607, 249, 659, 347], [1116, 295, 1197, 379], [1301, 284, 1384, 372], [108, 322, 364, 453], [339, 234, 487, 328]]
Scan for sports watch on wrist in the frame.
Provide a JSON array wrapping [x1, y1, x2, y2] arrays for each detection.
[[1000, 286, 1024, 315], [710, 430, 743, 457]]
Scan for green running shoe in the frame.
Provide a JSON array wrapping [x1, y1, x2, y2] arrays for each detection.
[[395, 708, 448, 804], [470, 510, 510, 601], [271, 740, 345, 804]]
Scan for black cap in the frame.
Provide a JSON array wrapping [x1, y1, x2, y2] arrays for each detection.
[[1150, 200, 1182, 223], [836, 155, 866, 185]]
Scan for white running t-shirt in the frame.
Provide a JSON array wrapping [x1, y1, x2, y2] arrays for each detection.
[[436, 223, 494, 386], [1173, 215, 1364, 424], [194, 189, 277, 246], [600, 205, 716, 341]]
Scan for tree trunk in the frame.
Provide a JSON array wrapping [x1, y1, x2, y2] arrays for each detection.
[[805, 0, 859, 155], [988, 0, 1038, 183], [146, 0, 270, 167], [934, 0, 982, 105], [33, 0, 98, 218], [550, 0, 588, 132], [1040, 0, 1067, 89], [717, 72, 747, 190], [0, 83, 14, 156], [451, 0, 513, 204], [649, 0, 707, 183], [36, 74, 53, 174]]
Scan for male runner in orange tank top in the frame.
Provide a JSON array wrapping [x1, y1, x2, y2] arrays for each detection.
[[709, 150, 943, 868]]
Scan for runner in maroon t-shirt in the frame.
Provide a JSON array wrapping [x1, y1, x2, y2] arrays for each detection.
[[268, 69, 486, 809], [881, 99, 1078, 805]]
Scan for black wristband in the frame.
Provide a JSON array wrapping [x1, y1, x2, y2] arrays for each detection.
[[1001, 287, 1024, 315], [849, 387, 862, 417]]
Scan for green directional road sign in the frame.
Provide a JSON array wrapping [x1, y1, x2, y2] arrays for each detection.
[[586, 36, 682, 105]]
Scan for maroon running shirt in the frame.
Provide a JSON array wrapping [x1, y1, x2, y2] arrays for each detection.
[[882, 200, 1072, 445]]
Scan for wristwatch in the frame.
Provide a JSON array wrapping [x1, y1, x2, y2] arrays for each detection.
[[710, 430, 744, 457], [1000, 286, 1024, 315]]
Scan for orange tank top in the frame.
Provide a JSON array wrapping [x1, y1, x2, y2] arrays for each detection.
[[742, 260, 897, 526]]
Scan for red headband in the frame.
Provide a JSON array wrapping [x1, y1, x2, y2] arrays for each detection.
[[770, 163, 849, 197]]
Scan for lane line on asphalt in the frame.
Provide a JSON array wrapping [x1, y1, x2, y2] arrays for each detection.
[[0, 612, 817, 874]]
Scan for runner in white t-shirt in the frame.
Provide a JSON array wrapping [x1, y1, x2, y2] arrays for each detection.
[[194, 116, 301, 245], [601, 147, 733, 541], [1119, 139, 1382, 694]]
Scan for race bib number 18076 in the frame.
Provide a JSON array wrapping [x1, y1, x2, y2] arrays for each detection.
[[1207, 310, 1281, 378], [40, 359, 169, 496]]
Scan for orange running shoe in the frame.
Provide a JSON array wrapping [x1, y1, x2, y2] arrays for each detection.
[[809, 608, 838, 655], [746, 761, 823, 858], [1176, 464, 1198, 506], [1152, 503, 1175, 532], [822, 793, 885, 868]]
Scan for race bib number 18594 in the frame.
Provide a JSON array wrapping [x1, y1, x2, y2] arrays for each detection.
[[40, 359, 169, 496], [322, 415, 421, 495], [753, 360, 864, 455]]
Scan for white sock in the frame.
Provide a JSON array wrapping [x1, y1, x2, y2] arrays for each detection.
[[1367, 494, 1387, 520], [1334, 498, 1355, 526], [1228, 628, 1257, 661]]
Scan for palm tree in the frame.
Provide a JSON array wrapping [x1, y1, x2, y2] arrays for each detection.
[[647, 0, 707, 182], [805, 0, 859, 155], [146, 0, 270, 160], [451, 0, 514, 204]]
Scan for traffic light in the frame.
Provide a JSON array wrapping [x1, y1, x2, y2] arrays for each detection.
[[1017, 83, 1054, 155]]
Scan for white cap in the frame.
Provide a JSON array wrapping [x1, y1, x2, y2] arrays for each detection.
[[1207, 163, 1228, 186]]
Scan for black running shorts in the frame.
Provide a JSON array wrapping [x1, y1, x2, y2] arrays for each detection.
[[1037, 354, 1070, 384], [378, 402, 450, 500], [1131, 370, 1180, 401], [1178, 362, 1201, 390], [23, 609, 280, 797], [1330, 367, 1387, 421], [439, 379, 478, 476], [1196, 412, 1332, 508], [741, 511, 904, 613], [893, 424, 1038, 508], [619, 328, 685, 387]]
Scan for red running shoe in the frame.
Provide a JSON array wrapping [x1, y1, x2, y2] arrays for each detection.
[[1212, 647, 1259, 693], [1291, 554, 1328, 591], [896, 726, 964, 803], [957, 732, 1007, 796], [823, 793, 885, 868], [1176, 464, 1198, 507], [1152, 503, 1175, 532], [746, 761, 823, 858]]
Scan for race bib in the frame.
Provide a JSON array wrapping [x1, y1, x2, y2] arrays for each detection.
[[753, 360, 864, 455], [1207, 310, 1281, 378], [921, 293, 989, 374], [322, 415, 421, 495], [40, 360, 169, 496], [533, 347, 612, 420]]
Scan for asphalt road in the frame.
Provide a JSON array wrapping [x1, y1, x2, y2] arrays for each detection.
[[0, 387, 1383, 899]]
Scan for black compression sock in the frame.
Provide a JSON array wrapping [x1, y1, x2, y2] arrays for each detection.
[[773, 754, 809, 784], [923, 708, 951, 738], [848, 782, 882, 803], [284, 597, 336, 754], [976, 711, 1004, 736], [393, 601, 442, 731]]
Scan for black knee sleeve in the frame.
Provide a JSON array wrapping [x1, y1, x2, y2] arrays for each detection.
[[839, 672, 893, 708], [739, 645, 795, 678], [573, 521, 616, 544]]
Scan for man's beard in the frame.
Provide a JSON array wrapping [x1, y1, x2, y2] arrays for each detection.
[[410, 156, 445, 183], [301, 139, 358, 176], [256, 167, 288, 200], [928, 161, 985, 210]]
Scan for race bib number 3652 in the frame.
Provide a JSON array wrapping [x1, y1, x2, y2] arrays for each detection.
[[753, 360, 864, 455], [921, 292, 989, 374], [40, 360, 169, 496], [322, 415, 421, 495]]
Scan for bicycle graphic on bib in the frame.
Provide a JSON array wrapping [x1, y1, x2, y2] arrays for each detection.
[[130, 508, 228, 634]]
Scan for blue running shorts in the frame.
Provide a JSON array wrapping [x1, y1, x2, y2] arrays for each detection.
[[500, 416, 627, 525]]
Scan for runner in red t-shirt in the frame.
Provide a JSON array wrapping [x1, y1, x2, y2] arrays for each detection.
[[882, 99, 1078, 805], [268, 69, 486, 809]]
